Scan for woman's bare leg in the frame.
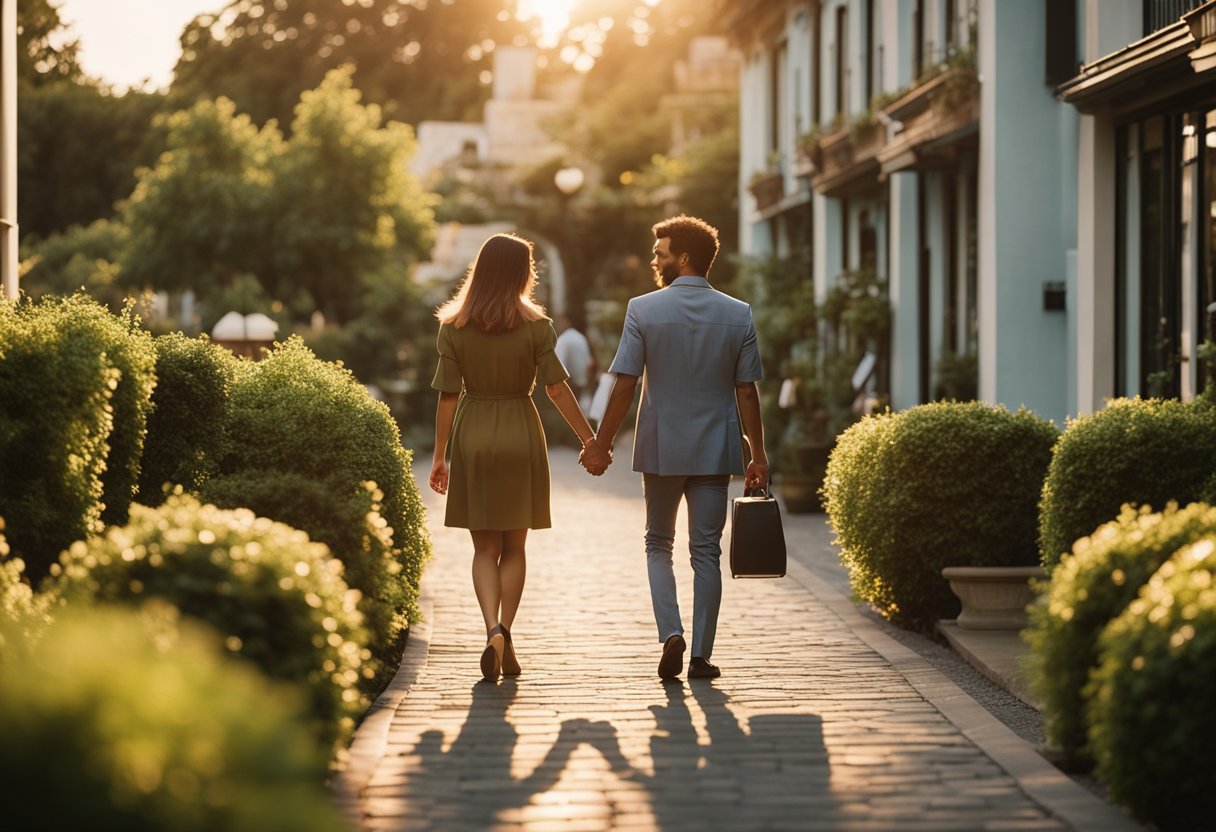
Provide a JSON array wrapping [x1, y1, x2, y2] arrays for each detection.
[[498, 529, 528, 632], [470, 530, 504, 635]]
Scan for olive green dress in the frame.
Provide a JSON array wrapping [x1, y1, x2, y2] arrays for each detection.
[[431, 318, 569, 530]]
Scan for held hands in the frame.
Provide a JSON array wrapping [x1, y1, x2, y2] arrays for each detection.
[[579, 436, 612, 476]]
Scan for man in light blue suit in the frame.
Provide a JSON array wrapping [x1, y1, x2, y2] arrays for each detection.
[[583, 215, 769, 680]]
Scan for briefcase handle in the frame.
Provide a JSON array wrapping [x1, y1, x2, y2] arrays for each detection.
[[743, 485, 772, 498]]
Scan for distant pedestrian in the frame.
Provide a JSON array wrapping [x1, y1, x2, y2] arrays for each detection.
[[583, 215, 768, 680], [428, 232, 604, 682], [554, 314, 597, 410]]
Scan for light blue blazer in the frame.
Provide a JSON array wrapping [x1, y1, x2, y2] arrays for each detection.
[[608, 275, 764, 476]]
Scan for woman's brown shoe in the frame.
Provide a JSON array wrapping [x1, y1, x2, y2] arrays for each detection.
[[481, 629, 505, 681], [501, 628, 521, 676]]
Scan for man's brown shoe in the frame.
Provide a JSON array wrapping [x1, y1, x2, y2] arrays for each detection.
[[658, 634, 685, 679], [688, 657, 721, 679]]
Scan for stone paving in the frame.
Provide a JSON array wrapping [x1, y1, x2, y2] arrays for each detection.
[[339, 444, 1140, 832]]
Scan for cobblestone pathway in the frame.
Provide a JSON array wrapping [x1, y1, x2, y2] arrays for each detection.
[[342, 444, 1137, 832]]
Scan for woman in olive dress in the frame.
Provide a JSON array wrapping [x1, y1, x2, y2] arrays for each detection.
[[428, 233, 608, 682]]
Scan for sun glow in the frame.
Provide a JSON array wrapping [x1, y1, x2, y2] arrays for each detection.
[[517, 0, 578, 48]]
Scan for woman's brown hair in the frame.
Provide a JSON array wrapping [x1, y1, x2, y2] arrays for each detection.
[[435, 233, 547, 333]]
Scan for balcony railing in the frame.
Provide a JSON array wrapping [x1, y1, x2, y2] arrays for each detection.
[[1145, 0, 1208, 35]]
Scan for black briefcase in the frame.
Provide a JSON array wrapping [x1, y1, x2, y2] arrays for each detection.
[[728, 486, 787, 578]]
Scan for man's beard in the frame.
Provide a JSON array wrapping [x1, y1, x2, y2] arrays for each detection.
[[653, 263, 679, 287]]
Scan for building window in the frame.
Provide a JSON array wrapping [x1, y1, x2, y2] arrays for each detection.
[[812, 4, 822, 127], [864, 0, 875, 104], [771, 40, 788, 156], [913, 0, 925, 79], [835, 5, 848, 119]]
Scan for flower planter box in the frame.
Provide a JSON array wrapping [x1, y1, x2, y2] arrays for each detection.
[[941, 565, 1044, 630], [748, 173, 785, 212]]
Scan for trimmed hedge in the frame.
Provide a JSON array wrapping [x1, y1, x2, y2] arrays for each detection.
[[824, 401, 1057, 631], [136, 333, 239, 506], [0, 296, 119, 578], [1087, 536, 1216, 829], [1038, 398, 1216, 569], [51, 495, 369, 749], [0, 604, 348, 832], [200, 337, 429, 680], [1025, 502, 1216, 758]]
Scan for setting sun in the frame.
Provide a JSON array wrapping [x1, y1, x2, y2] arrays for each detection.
[[516, 0, 578, 48]]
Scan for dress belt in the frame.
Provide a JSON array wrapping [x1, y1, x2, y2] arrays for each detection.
[[462, 391, 532, 401]]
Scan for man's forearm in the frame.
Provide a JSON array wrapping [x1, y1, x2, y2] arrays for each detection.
[[595, 374, 639, 450], [736, 382, 767, 463]]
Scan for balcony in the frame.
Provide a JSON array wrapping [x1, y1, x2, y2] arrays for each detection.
[[808, 119, 885, 198], [877, 64, 980, 177], [747, 170, 785, 212]]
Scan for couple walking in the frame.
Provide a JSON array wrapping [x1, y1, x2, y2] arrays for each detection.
[[428, 215, 768, 683]]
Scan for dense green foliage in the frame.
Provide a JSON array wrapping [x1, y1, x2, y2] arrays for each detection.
[[136, 334, 240, 506], [52, 496, 369, 748], [119, 96, 281, 296], [1025, 503, 1216, 757], [1038, 398, 1216, 569], [824, 402, 1057, 631], [120, 69, 435, 324], [19, 83, 165, 240], [0, 521, 55, 652], [0, 297, 117, 577], [200, 338, 428, 678], [0, 605, 348, 832], [170, 0, 524, 128], [1087, 535, 1216, 829]]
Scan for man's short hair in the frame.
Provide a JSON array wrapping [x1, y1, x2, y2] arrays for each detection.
[[653, 215, 720, 276]]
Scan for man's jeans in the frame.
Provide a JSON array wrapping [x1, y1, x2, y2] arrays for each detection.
[[643, 473, 730, 659]]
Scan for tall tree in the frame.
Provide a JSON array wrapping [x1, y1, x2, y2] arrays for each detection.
[[268, 66, 436, 322], [16, 0, 82, 86], [119, 97, 282, 295], [170, 0, 525, 129], [118, 69, 436, 322], [18, 84, 165, 239]]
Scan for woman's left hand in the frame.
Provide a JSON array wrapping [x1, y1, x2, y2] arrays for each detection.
[[429, 459, 449, 494]]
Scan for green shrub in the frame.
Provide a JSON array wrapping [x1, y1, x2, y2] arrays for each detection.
[[200, 337, 429, 677], [1025, 502, 1216, 758], [52, 495, 369, 748], [1038, 398, 1216, 569], [0, 296, 119, 578], [1086, 536, 1216, 829], [824, 401, 1057, 631], [0, 519, 55, 651], [136, 333, 240, 506], [0, 604, 348, 832]]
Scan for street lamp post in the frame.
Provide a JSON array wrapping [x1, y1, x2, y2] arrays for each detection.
[[553, 165, 585, 323], [1, 0, 18, 301]]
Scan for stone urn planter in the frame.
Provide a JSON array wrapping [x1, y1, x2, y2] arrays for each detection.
[[941, 566, 1045, 630]]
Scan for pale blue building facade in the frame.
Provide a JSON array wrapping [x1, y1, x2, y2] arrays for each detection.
[[724, 0, 1216, 425]]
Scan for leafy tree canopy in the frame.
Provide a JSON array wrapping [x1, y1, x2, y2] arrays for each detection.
[[170, 0, 528, 129], [118, 67, 436, 324], [16, 0, 83, 85]]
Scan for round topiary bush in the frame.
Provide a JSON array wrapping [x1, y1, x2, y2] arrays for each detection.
[[201, 337, 429, 679], [0, 296, 119, 579], [1024, 502, 1216, 758], [824, 401, 1057, 631], [0, 604, 349, 832], [51, 495, 369, 748], [136, 333, 240, 507], [1086, 536, 1216, 830], [1038, 398, 1216, 569]]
